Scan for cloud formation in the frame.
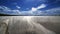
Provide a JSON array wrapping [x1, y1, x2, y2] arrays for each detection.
[[0, 6, 21, 15], [31, 4, 46, 11], [0, 5, 60, 16]]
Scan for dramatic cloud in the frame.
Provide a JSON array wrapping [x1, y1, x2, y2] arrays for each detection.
[[0, 5, 60, 16], [44, 7, 60, 15], [37, 4, 46, 9], [31, 4, 46, 11], [0, 6, 21, 15], [31, 7, 37, 11]]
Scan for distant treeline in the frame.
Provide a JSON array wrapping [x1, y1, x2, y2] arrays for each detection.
[[0, 14, 16, 16]]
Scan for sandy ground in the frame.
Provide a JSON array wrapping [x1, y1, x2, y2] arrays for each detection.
[[0, 16, 60, 34]]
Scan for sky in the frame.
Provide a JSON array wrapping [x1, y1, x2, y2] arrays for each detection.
[[0, 0, 60, 15]]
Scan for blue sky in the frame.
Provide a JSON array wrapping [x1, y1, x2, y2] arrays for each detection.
[[0, 0, 60, 15]]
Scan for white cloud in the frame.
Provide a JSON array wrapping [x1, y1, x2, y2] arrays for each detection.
[[30, 4, 46, 12], [37, 4, 46, 9], [0, 6, 21, 15], [11, 10, 21, 14], [16, 6, 21, 9], [0, 6, 10, 11], [31, 7, 37, 11], [0, 5, 60, 16], [0, 6, 45, 15]]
